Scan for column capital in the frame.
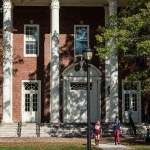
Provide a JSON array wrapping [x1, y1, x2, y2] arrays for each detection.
[[108, 0, 117, 16], [104, 4, 109, 11], [3, 0, 13, 9], [51, 0, 60, 10]]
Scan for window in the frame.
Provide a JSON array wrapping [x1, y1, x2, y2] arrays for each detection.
[[24, 25, 39, 57], [70, 82, 92, 90], [74, 25, 89, 57]]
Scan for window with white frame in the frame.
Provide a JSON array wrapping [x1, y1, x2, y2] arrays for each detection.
[[24, 25, 39, 56], [74, 25, 89, 56]]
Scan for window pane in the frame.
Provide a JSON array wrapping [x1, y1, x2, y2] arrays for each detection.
[[33, 94, 37, 111], [75, 41, 88, 56], [132, 94, 137, 111], [125, 94, 129, 111], [25, 94, 30, 111], [75, 26, 88, 40], [25, 25, 38, 55], [74, 25, 89, 56]]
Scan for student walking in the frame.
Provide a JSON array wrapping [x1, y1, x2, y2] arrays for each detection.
[[113, 116, 121, 145], [94, 120, 102, 145]]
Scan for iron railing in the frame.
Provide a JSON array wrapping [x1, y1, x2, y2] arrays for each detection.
[[129, 114, 136, 136], [17, 122, 22, 137], [36, 123, 40, 137]]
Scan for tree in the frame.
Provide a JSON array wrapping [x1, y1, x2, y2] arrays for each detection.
[[95, 0, 150, 94]]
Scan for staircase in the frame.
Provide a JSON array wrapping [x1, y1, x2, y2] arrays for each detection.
[[0, 122, 148, 138], [0, 123, 18, 137], [0, 123, 87, 137]]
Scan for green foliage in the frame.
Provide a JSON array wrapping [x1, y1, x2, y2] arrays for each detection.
[[95, 0, 150, 94]]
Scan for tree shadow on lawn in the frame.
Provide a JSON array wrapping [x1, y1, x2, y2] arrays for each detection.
[[121, 136, 150, 146]]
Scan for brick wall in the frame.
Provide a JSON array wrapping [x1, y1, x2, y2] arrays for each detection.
[[13, 6, 50, 122], [59, 7, 105, 122]]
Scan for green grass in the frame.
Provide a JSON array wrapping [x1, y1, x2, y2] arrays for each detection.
[[0, 142, 102, 150], [122, 137, 150, 150], [130, 145, 150, 150]]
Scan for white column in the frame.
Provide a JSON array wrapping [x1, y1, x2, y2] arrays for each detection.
[[50, 0, 60, 123], [2, 0, 13, 123], [106, 0, 118, 122], [104, 5, 111, 122]]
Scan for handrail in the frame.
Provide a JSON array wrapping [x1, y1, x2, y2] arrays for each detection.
[[129, 114, 136, 136], [17, 122, 22, 137], [36, 123, 40, 137]]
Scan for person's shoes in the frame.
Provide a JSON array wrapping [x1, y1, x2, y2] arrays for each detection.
[[118, 142, 120, 145], [115, 143, 117, 145]]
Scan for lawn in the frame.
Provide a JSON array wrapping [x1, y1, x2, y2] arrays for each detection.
[[0, 142, 102, 150], [130, 145, 150, 150], [122, 137, 150, 150]]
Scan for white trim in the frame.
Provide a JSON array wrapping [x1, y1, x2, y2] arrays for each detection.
[[62, 63, 101, 77], [24, 24, 39, 57], [21, 80, 41, 123]]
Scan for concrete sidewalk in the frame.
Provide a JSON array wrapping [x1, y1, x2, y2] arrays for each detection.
[[95, 143, 134, 150], [92, 137, 135, 150]]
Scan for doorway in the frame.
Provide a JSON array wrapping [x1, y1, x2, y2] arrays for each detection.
[[22, 80, 41, 123], [62, 63, 101, 123]]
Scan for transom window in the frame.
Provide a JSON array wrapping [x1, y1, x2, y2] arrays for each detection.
[[24, 82, 38, 90], [74, 25, 89, 57], [24, 25, 39, 57], [70, 82, 92, 90], [123, 82, 138, 90]]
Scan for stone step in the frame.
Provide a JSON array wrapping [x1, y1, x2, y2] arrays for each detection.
[[0, 123, 18, 137], [0, 123, 148, 137]]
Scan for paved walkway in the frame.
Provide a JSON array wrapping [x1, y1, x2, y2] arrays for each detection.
[[96, 143, 134, 150], [93, 136, 135, 150], [0, 136, 138, 150]]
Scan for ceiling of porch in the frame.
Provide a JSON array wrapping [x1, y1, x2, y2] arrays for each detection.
[[12, 0, 129, 7]]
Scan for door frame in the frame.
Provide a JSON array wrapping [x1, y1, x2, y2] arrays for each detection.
[[122, 81, 141, 123], [62, 63, 101, 123], [21, 80, 41, 123]]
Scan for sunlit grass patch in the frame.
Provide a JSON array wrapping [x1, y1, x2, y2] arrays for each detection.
[[0, 142, 102, 150]]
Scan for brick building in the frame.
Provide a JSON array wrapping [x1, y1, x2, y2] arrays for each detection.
[[0, 0, 149, 125]]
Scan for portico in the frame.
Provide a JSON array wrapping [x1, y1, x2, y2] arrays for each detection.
[[2, 0, 129, 124]]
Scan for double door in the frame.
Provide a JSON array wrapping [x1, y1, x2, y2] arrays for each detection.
[[22, 81, 41, 123], [122, 91, 141, 123]]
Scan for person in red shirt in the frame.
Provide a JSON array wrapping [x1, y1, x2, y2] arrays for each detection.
[[94, 120, 102, 145]]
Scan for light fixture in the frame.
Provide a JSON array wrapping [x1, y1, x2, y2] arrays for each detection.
[[83, 48, 93, 62], [30, 20, 34, 24], [21, 0, 24, 5], [80, 20, 84, 25]]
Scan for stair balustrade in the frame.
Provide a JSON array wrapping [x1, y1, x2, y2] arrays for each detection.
[[17, 122, 22, 137], [129, 114, 136, 136], [36, 123, 40, 137]]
